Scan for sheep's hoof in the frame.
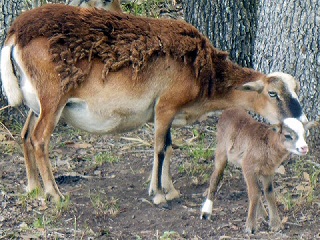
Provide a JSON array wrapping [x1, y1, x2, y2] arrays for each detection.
[[165, 189, 180, 201], [153, 193, 167, 205]]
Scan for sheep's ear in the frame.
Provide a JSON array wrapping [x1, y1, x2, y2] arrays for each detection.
[[304, 121, 319, 130], [235, 80, 264, 93], [270, 123, 282, 133]]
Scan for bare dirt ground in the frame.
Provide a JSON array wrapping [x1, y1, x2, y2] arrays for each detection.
[[0, 113, 319, 239]]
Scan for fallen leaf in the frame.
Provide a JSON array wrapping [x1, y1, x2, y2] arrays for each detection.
[[282, 216, 288, 224], [67, 143, 92, 149], [303, 172, 310, 182], [276, 165, 286, 175]]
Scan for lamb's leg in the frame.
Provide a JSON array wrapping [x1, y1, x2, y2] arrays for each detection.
[[261, 175, 283, 231], [21, 110, 41, 193], [256, 197, 268, 220], [201, 147, 227, 220], [243, 169, 260, 234]]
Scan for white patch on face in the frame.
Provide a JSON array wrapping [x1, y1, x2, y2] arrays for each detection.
[[283, 118, 308, 155]]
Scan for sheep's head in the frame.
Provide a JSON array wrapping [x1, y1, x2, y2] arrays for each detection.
[[236, 72, 307, 124]]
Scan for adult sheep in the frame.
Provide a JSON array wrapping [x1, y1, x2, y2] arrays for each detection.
[[1, 4, 307, 205]]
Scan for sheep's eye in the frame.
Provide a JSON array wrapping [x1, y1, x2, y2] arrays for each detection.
[[284, 134, 293, 141], [268, 91, 278, 98]]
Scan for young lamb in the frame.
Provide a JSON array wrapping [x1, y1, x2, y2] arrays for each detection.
[[200, 108, 316, 233]]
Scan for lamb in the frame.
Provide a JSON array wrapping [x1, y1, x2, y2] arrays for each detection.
[[200, 108, 316, 233], [1, 4, 307, 205]]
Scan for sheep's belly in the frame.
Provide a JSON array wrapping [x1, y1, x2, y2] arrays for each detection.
[[62, 99, 154, 134]]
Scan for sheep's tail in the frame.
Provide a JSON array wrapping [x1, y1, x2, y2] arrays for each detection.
[[1, 36, 23, 107]]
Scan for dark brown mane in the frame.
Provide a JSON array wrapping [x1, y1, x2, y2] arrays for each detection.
[[8, 4, 228, 93]]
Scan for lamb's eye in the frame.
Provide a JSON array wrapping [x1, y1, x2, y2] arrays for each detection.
[[268, 91, 278, 98], [284, 134, 293, 141]]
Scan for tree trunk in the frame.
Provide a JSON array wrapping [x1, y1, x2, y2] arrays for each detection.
[[183, 0, 259, 68], [254, 0, 320, 147]]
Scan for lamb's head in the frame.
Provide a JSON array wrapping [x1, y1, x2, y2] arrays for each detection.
[[237, 72, 307, 124], [276, 118, 317, 156]]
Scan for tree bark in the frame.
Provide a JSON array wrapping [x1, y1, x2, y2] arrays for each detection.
[[254, 0, 320, 147], [183, 0, 259, 68]]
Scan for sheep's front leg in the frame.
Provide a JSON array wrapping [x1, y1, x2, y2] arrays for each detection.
[[21, 110, 41, 193], [261, 175, 283, 231], [149, 127, 179, 204]]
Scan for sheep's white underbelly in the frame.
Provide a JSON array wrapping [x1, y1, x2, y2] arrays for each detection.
[[62, 98, 155, 134]]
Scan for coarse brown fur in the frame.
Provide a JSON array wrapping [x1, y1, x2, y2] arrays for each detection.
[[8, 4, 252, 94]]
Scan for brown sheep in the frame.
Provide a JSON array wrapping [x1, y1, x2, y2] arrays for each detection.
[[201, 108, 316, 233], [1, 4, 307, 205]]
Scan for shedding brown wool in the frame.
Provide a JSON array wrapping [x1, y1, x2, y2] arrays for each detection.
[[1, 4, 306, 206]]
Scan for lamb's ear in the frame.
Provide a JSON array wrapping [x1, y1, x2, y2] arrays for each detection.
[[304, 121, 319, 131], [235, 80, 264, 93], [270, 123, 282, 133]]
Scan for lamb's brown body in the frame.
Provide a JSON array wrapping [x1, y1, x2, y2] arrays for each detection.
[[201, 108, 314, 233], [1, 4, 306, 205]]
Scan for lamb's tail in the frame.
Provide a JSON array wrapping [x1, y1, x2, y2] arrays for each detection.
[[1, 36, 23, 107]]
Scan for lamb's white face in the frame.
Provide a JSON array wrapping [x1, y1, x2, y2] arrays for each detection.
[[282, 118, 308, 155]]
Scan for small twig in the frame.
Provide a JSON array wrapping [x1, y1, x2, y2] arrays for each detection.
[[306, 159, 320, 168], [0, 121, 15, 140], [285, 221, 303, 227], [0, 105, 10, 111]]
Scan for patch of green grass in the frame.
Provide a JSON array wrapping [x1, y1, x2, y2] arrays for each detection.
[[94, 152, 119, 166], [178, 130, 215, 184], [90, 192, 120, 217], [55, 195, 71, 214], [123, 0, 165, 18], [19, 188, 43, 208], [33, 214, 51, 229], [159, 231, 181, 240]]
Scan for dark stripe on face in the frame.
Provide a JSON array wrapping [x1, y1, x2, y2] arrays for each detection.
[[288, 97, 303, 118], [157, 128, 172, 190]]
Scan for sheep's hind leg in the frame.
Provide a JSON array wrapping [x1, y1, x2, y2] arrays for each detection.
[[21, 110, 42, 193]]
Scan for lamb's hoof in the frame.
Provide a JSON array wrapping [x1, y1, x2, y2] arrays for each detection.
[[245, 226, 256, 234], [200, 211, 212, 221], [200, 199, 213, 220], [270, 222, 284, 232]]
